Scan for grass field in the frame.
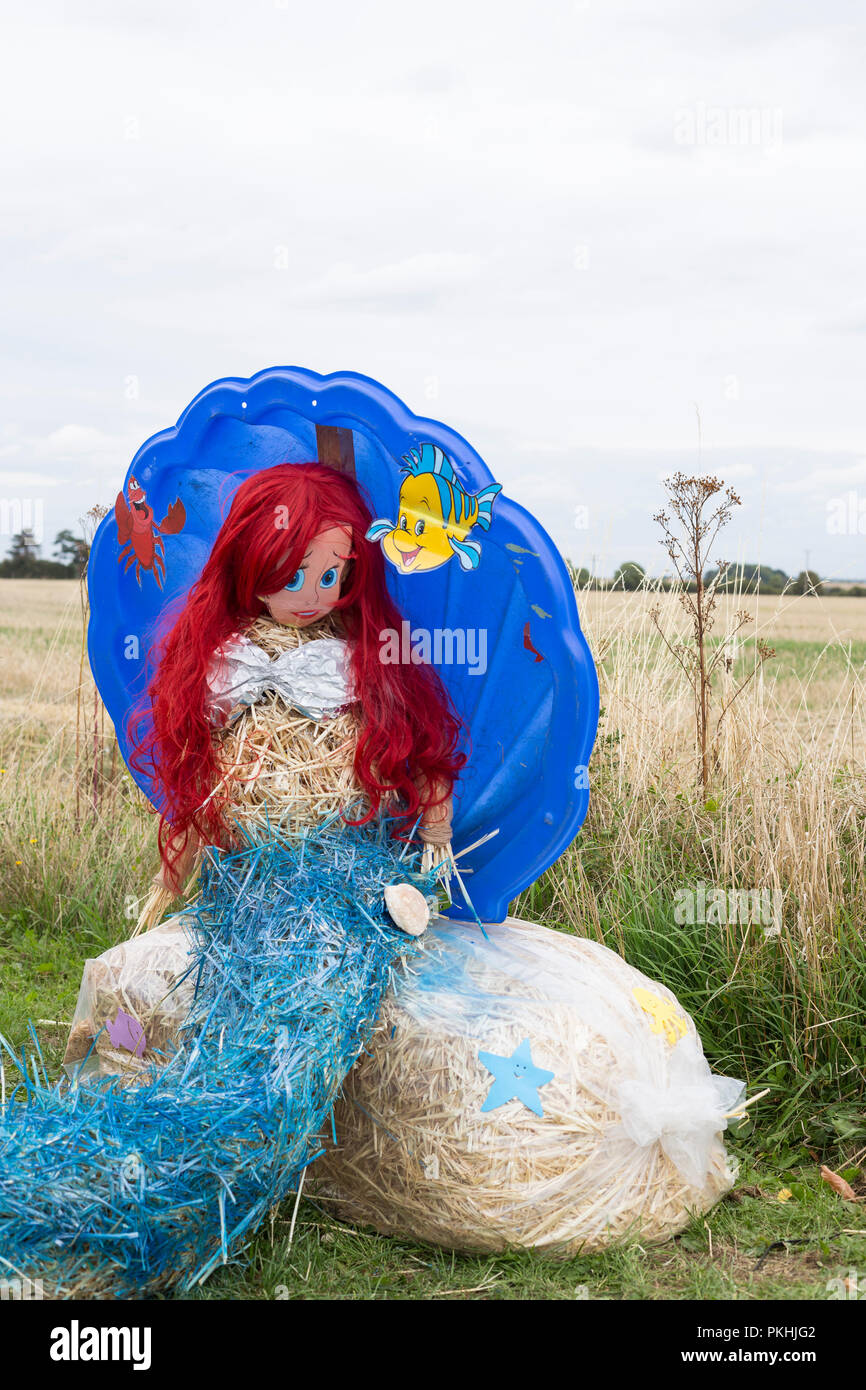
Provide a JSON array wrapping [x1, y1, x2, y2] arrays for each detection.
[[0, 578, 864, 1301]]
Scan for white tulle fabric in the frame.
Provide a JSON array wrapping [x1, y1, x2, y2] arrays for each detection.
[[205, 634, 355, 724], [612, 1034, 745, 1188]]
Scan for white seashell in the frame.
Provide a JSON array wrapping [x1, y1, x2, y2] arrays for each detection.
[[384, 884, 430, 937]]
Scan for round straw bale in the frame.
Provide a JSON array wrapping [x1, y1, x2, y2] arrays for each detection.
[[311, 916, 741, 1254]]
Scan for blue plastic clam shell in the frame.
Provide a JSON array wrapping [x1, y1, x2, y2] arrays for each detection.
[[87, 366, 599, 922]]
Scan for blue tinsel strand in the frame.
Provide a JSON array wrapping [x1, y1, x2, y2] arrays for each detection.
[[0, 820, 433, 1298]]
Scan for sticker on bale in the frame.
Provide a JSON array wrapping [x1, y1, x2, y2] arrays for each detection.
[[632, 987, 688, 1045], [478, 1038, 554, 1117]]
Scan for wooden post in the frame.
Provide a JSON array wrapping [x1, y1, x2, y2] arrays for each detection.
[[315, 425, 356, 477]]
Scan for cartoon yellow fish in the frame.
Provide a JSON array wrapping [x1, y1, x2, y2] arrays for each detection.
[[366, 443, 501, 574]]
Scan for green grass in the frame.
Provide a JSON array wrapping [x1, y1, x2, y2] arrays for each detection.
[[1, 740, 864, 1300], [518, 832, 866, 1161], [727, 637, 866, 684], [184, 1157, 865, 1301], [596, 633, 866, 687]]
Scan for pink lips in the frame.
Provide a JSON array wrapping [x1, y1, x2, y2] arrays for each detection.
[[400, 546, 421, 567]]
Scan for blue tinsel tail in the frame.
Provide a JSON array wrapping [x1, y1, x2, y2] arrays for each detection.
[[0, 822, 430, 1298]]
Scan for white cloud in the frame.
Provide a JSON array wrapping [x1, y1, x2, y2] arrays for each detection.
[[778, 459, 866, 495], [0, 2, 863, 575], [40, 425, 125, 456], [290, 253, 485, 308], [0, 470, 64, 489]]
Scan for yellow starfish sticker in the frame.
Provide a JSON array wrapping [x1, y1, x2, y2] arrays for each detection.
[[632, 987, 688, 1046]]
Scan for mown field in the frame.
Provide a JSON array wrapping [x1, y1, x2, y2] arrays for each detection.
[[0, 578, 864, 1301]]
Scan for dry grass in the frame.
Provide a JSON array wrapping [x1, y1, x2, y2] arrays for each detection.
[[0, 579, 86, 738], [1, 578, 864, 1071], [1, 578, 864, 956], [0, 577, 863, 1299], [0, 579, 151, 928], [570, 583, 866, 967]]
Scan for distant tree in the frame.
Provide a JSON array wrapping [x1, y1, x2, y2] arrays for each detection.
[[53, 529, 88, 575], [9, 529, 40, 559], [1, 530, 41, 576], [704, 563, 789, 595], [613, 561, 646, 591], [0, 528, 79, 579], [792, 569, 822, 596], [565, 562, 591, 588]]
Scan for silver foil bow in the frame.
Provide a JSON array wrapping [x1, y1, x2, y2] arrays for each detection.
[[205, 635, 355, 724]]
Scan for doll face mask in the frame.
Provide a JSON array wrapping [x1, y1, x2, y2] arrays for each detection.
[[259, 525, 353, 627]]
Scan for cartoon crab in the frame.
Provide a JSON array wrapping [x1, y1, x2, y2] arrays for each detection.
[[115, 475, 186, 589]]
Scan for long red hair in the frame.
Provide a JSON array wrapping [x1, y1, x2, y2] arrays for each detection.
[[130, 462, 465, 885]]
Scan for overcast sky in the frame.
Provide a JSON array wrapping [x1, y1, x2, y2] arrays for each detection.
[[1, 0, 864, 577]]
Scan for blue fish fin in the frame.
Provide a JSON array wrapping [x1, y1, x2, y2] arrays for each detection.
[[365, 519, 394, 542], [473, 483, 502, 531], [448, 535, 481, 571], [430, 444, 454, 479], [403, 442, 455, 482]]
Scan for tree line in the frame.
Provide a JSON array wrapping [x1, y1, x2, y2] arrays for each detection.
[[0, 529, 88, 578], [568, 560, 864, 597], [1, 529, 863, 598]]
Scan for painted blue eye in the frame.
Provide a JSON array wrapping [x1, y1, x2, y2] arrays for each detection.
[[320, 567, 339, 591], [284, 570, 305, 593]]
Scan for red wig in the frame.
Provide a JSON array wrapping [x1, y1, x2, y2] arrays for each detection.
[[130, 462, 466, 886]]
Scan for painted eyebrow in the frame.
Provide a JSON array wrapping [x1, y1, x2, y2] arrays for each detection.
[[313, 555, 349, 574]]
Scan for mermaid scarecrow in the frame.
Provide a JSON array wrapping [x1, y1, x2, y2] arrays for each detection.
[[0, 368, 748, 1291], [0, 462, 463, 1297]]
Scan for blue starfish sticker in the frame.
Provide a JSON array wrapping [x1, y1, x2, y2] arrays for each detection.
[[478, 1038, 555, 1117]]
